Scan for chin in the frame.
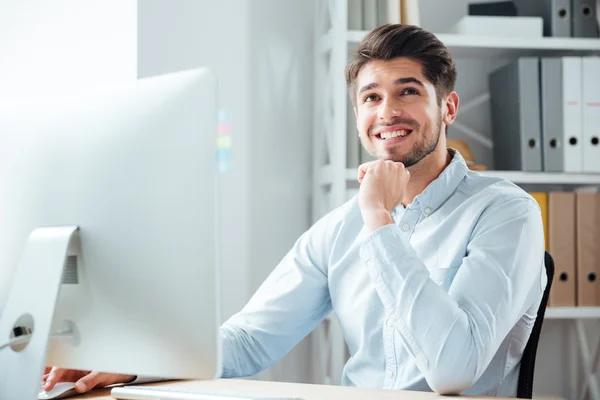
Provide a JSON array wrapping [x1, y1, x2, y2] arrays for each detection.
[[380, 151, 408, 163]]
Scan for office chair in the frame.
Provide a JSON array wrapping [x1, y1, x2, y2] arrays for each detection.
[[516, 251, 555, 399]]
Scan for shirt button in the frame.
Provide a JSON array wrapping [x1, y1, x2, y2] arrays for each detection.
[[386, 318, 395, 327], [387, 370, 394, 378], [401, 223, 410, 231], [424, 207, 432, 215]]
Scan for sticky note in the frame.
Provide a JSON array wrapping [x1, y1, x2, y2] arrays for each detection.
[[217, 122, 231, 135], [216, 135, 232, 149]]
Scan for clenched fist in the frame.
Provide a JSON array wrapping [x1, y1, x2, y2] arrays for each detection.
[[357, 160, 410, 233]]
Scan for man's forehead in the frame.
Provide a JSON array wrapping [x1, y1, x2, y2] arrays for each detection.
[[357, 57, 426, 83]]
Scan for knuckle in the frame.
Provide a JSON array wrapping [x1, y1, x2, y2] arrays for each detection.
[[82, 372, 98, 383]]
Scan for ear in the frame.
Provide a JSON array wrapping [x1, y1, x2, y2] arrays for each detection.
[[443, 91, 459, 128]]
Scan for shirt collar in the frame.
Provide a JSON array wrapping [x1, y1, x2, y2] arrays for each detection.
[[410, 148, 469, 215]]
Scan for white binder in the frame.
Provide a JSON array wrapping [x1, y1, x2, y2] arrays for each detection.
[[386, 0, 401, 24], [582, 56, 600, 173], [541, 57, 583, 172]]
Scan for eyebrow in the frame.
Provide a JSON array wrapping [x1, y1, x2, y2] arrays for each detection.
[[357, 77, 425, 96]]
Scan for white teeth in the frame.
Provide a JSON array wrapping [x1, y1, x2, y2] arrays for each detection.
[[380, 130, 410, 140]]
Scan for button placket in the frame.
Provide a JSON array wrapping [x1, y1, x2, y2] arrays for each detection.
[[382, 317, 397, 388], [399, 207, 419, 237]]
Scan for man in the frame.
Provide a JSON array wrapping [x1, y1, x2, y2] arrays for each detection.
[[43, 24, 546, 397]]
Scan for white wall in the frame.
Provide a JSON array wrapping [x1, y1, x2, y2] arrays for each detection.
[[246, 0, 315, 383], [0, 0, 137, 92], [138, 0, 316, 383], [0, 0, 137, 310], [137, 0, 253, 334]]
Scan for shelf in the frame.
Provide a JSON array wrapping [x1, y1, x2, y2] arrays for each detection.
[[545, 307, 600, 319], [477, 170, 600, 185], [333, 168, 600, 186], [347, 31, 600, 58]]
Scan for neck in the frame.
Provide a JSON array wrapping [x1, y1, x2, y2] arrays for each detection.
[[401, 147, 452, 206]]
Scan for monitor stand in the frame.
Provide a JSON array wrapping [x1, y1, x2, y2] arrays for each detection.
[[0, 226, 79, 400]]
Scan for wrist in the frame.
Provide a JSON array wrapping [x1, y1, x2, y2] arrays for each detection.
[[363, 208, 393, 233]]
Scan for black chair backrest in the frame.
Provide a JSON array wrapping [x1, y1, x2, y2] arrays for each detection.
[[516, 251, 555, 398]]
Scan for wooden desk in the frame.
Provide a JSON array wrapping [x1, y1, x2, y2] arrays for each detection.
[[79, 378, 506, 399]]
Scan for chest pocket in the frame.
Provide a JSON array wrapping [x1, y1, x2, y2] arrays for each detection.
[[428, 267, 460, 293]]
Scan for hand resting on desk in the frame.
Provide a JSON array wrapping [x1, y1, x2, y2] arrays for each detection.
[[42, 367, 134, 395]]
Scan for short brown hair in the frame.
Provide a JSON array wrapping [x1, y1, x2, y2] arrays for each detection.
[[345, 24, 457, 106]]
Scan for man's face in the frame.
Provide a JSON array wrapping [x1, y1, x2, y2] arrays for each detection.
[[353, 57, 445, 167]]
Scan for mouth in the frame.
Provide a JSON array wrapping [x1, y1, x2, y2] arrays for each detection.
[[374, 129, 413, 142]]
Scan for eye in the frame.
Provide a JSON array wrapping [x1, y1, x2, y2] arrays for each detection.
[[364, 94, 379, 103], [401, 87, 419, 95]]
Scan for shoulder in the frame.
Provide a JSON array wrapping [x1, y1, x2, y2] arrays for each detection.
[[310, 192, 362, 235], [302, 191, 368, 257], [458, 170, 541, 213]]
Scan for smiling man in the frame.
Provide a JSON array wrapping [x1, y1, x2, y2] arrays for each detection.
[[43, 24, 546, 397]]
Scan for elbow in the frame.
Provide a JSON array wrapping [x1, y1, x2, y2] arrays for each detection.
[[427, 374, 475, 396], [424, 357, 479, 395]]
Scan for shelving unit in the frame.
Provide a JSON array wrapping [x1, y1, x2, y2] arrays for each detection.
[[311, 0, 600, 395], [323, 167, 600, 187], [347, 31, 600, 58], [545, 308, 600, 400], [546, 307, 600, 319]]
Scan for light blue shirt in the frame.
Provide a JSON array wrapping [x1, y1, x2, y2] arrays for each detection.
[[220, 149, 546, 397]]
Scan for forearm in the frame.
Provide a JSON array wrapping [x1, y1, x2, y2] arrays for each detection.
[[360, 203, 544, 394], [219, 324, 273, 378]]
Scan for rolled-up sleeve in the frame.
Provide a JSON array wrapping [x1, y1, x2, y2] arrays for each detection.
[[219, 210, 337, 378], [359, 197, 546, 395]]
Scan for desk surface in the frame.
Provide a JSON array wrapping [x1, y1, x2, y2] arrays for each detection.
[[78, 378, 508, 400]]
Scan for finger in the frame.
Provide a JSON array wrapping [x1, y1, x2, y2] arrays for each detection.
[[357, 160, 379, 183], [357, 163, 369, 183], [44, 367, 65, 391], [44, 366, 52, 375], [75, 371, 103, 393]]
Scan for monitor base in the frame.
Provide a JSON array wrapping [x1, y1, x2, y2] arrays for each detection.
[[0, 226, 79, 399]]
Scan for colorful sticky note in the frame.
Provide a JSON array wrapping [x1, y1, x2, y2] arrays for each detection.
[[217, 121, 231, 135], [216, 109, 230, 122], [216, 148, 231, 161], [216, 148, 231, 172], [216, 135, 232, 149]]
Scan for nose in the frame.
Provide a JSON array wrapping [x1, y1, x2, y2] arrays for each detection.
[[378, 97, 402, 122]]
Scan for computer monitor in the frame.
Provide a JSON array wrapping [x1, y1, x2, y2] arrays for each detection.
[[0, 68, 222, 399]]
